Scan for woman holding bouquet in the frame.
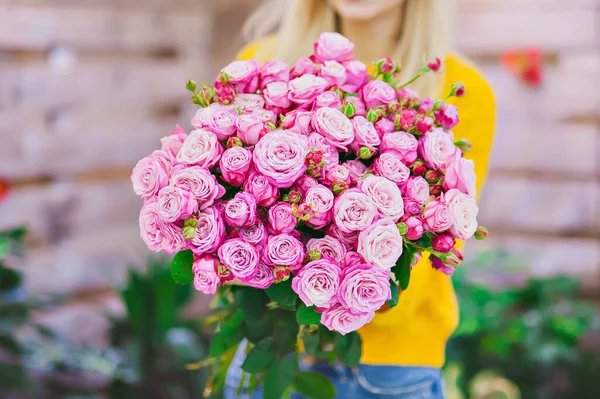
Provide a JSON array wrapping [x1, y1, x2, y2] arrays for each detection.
[[225, 0, 496, 397]]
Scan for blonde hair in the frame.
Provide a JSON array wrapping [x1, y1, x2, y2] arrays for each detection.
[[243, 0, 453, 97]]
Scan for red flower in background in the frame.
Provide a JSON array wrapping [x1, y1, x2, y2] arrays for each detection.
[[500, 48, 543, 88], [0, 177, 9, 203]]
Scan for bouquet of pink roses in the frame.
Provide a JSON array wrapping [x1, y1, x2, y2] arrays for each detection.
[[132, 32, 487, 398]]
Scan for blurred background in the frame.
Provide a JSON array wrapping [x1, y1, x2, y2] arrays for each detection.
[[0, 0, 598, 398]]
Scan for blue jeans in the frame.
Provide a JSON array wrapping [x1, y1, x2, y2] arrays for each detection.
[[224, 343, 445, 399]]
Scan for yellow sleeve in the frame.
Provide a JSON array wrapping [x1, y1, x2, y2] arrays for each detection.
[[236, 41, 260, 61], [445, 54, 497, 200]]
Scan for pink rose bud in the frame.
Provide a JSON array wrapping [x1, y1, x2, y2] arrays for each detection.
[[396, 109, 417, 130], [218, 71, 231, 84], [405, 217, 424, 240], [287, 190, 302, 204], [411, 159, 427, 176], [358, 146, 375, 160], [427, 57, 442, 72], [415, 115, 434, 134], [432, 234, 455, 254], [306, 149, 324, 166], [366, 108, 384, 124], [454, 138, 472, 152], [332, 181, 349, 196], [198, 85, 215, 107], [418, 98, 434, 114], [185, 80, 197, 92], [340, 100, 356, 118], [345, 96, 366, 117], [431, 255, 455, 276], [227, 136, 243, 148], [404, 199, 422, 216], [307, 249, 322, 261], [182, 225, 196, 240], [216, 84, 235, 105], [274, 266, 292, 282], [434, 104, 459, 129], [387, 101, 401, 114], [376, 57, 394, 74], [397, 88, 420, 103], [442, 248, 463, 266], [296, 203, 313, 221], [396, 221, 408, 235], [425, 170, 441, 184], [217, 262, 234, 283], [474, 225, 489, 240], [450, 81, 465, 97], [430, 184, 443, 196]]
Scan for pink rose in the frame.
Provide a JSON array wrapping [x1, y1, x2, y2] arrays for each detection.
[[287, 74, 328, 105], [321, 304, 374, 335], [170, 165, 225, 209], [351, 116, 381, 152], [260, 60, 290, 89], [306, 235, 347, 264], [267, 202, 297, 234], [359, 175, 404, 221], [419, 98, 434, 114], [313, 32, 354, 63], [239, 222, 268, 248], [295, 175, 319, 194], [139, 200, 186, 254], [131, 150, 172, 200], [283, 110, 313, 136], [405, 176, 430, 204], [344, 160, 368, 181], [315, 91, 342, 110], [176, 129, 223, 168], [319, 60, 347, 87], [372, 152, 411, 185], [444, 152, 476, 197], [224, 191, 257, 228], [404, 199, 422, 216], [423, 198, 453, 232], [235, 113, 268, 146], [160, 125, 187, 156], [324, 164, 351, 186], [263, 234, 305, 269], [157, 186, 198, 222], [243, 171, 279, 207], [333, 189, 378, 233], [312, 107, 354, 149], [291, 56, 317, 78], [304, 184, 335, 228], [190, 207, 225, 255], [253, 131, 309, 188], [191, 103, 219, 129], [251, 108, 277, 124], [342, 60, 368, 93], [245, 262, 275, 289], [345, 96, 366, 117], [380, 131, 419, 163], [327, 224, 359, 250], [431, 255, 455, 276], [231, 93, 265, 110], [221, 60, 260, 93], [218, 238, 260, 281], [192, 255, 220, 295], [219, 146, 252, 186], [419, 128, 455, 169], [445, 189, 479, 240], [374, 118, 395, 138], [338, 263, 390, 313], [360, 80, 396, 108], [292, 258, 342, 308], [357, 218, 403, 270], [404, 216, 424, 240], [432, 234, 455, 254], [264, 81, 292, 110], [434, 104, 459, 129], [307, 133, 340, 168], [207, 107, 237, 141], [397, 88, 420, 102], [343, 251, 364, 268], [398, 109, 417, 130]]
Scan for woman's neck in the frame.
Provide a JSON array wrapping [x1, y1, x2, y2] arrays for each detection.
[[337, 6, 404, 63]]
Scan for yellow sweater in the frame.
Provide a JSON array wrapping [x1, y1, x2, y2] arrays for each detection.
[[237, 37, 496, 368]]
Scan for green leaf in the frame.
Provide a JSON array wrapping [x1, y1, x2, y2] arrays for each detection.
[[301, 333, 320, 355], [296, 303, 321, 325], [393, 245, 413, 291], [170, 250, 194, 285], [220, 309, 245, 337], [337, 332, 362, 367], [235, 287, 268, 322], [263, 357, 296, 399], [242, 337, 277, 374], [0, 334, 22, 355], [387, 280, 399, 308], [209, 330, 241, 358], [294, 371, 336, 399], [0, 265, 22, 292], [265, 279, 297, 311]]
